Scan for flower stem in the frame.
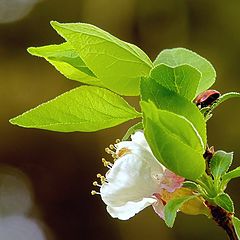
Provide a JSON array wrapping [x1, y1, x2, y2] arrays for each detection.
[[206, 201, 238, 240]]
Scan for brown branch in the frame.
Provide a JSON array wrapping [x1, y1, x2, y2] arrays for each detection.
[[206, 201, 238, 240]]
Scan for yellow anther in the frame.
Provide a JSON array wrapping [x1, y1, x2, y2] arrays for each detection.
[[91, 190, 97, 195], [97, 173, 102, 178], [109, 144, 115, 150], [93, 181, 98, 186], [115, 139, 120, 143], [100, 176, 106, 184], [112, 153, 117, 159]]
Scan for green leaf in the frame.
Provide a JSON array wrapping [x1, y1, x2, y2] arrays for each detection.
[[140, 78, 207, 151], [154, 48, 216, 95], [150, 64, 201, 100], [51, 21, 153, 96], [210, 151, 233, 179], [222, 166, 240, 185], [205, 92, 240, 119], [28, 43, 104, 87], [10, 86, 141, 132], [214, 193, 234, 213], [164, 195, 196, 228], [141, 101, 206, 180], [233, 217, 240, 239], [122, 122, 143, 141]]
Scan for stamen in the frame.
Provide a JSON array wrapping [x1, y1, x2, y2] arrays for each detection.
[[115, 139, 120, 143], [91, 190, 100, 195], [93, 181, 102, 187], [105, 147, 114, 155], [109, 144, 116, 150], [102, 158, 113, 168]]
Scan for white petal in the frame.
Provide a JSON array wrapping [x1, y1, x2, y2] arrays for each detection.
[[131, 131, 149, 148], [101, 150, 162, 207], [106, 197, 156, 220]]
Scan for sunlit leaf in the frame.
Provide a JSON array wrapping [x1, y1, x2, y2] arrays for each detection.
[[28, 43, 103, 87], [10, 86, 141, 132], [150, 64, 201, 100], [141, 101, 206, 180], [154, 48, 216, 95], [141, 78, 206, 151], [51, 21, 153, 96]]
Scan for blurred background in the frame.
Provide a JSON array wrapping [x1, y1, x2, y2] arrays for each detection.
[[0, 0, 240, 239]]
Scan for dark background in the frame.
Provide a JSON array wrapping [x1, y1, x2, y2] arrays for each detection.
[[0, 0, 240, 239]]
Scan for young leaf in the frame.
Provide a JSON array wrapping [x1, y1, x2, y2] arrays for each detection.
[[141, 101, 206, 180], [182, 181, 199, 191], [222, 166, 240, 185], [140, 78, 206, 151], [210, 151, 233, 179], [233, 217, 240, 239], [122, 122, 143, 141], [10, 86, 141, 132], [28, 43, 103, 87], [154, 48, 216, 95], [214, 193, 234, 213], [150, 64, 201, 100], [164, 195, 196, 228], [51, 21, 153, 96]]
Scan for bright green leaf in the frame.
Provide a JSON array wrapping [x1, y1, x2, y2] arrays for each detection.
[[150, 64, 201, 100], [141, 101, 206, 180], [140, 78, 206, 151], [210, 151, 233, 179], [28, 43, 104, 87], [164, 195, 196, 228], [214, 193, 234, 213], [10, 86, 141, 132], [222, 167, 240, 185], [51, 21, 153, 96], [233, 216, 240, 239], [154, 48, 216, 95], [122, 122, 143, 141]]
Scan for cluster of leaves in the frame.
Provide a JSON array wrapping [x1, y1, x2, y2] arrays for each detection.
[[9, 21, 240, 235]]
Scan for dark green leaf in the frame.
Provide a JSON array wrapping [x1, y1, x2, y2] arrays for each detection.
[[10, 86, 141, 132], [222, 167, 240, 185], [154, 48, 216, 95], [150, 64, 201, 100], [164, 195, 196, 228], [214, 193, 234, 213], [182, 181, 199, 191], [210, 151, 233, 179], [233, 217, 240, 239], [51, 21, 153, 96]]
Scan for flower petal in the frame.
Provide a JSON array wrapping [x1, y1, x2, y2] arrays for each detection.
[[160, 169, 185, 193], [101, 152, 161, 206], [106, 197, 156, 220]]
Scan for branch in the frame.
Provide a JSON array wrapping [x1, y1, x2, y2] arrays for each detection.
[[206, 201, 238, 240]]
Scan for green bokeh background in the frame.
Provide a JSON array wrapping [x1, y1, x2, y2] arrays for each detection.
[[0, 0, 240, 239]]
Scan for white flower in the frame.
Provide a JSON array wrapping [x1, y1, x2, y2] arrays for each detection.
[[92, 131, 184, 220]]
